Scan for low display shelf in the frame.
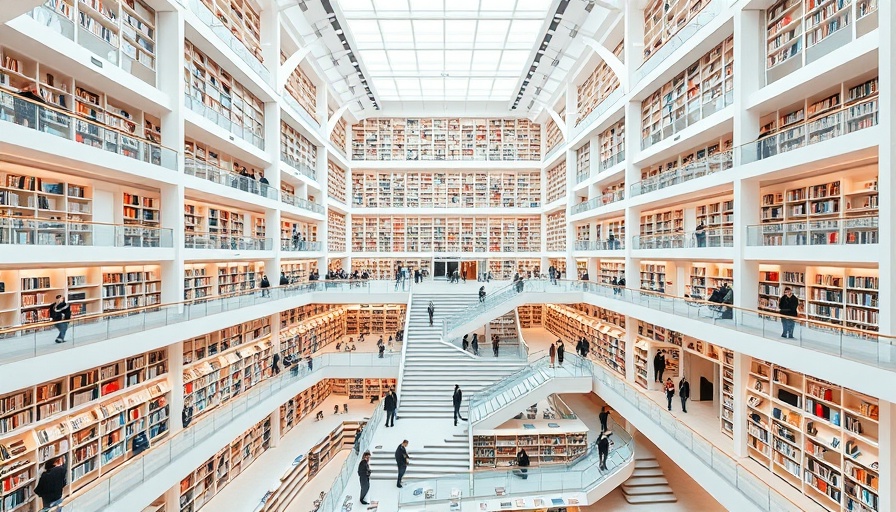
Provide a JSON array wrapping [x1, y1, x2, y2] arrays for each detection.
[[543, 303, 625, 376], [473, 418, 588, 469]]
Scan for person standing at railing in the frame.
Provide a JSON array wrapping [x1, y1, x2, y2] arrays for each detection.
[[48, 295, 72, 344], [695, 222, 706, 247], [779, 287, 800, 339], [679, 377, 690, 413], [259, 274, 270, 297], [515, 449, 530, 479], [279, 273, 289, 286], [664, 378, 675, 411], [608, 230, 618, 249], [556, 340, 565, 367], [358, 451, 372, 505]]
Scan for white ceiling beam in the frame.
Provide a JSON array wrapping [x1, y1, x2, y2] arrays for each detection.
[[279, 42, 322, 91], [581, 37, 627, 91], [326, 103, 353, 136], [341, 12, 548, 20], [354, 42, 534, 50]]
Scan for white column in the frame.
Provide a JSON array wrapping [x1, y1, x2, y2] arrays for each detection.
[[167, 341, 184, 436], [731, 351, 749, 458], [623, 101, 641, 289], [876, 0, 896, 344], [318, 145, 330, 275], [564, 148, 576, 274], [733, 179, 759, 310], [264, 101, 282, 277], [623, 1, 646, 82], [624, 315, 636, 384]]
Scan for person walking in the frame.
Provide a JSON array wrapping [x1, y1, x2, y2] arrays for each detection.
[[549, 342, 557, 368], [378, 343, 385, 358], [556, 340, 565, 367], [462, 334, 469, 352], [453, 384, 467, 426], [471, 334, 479, 356], [597, 431, 611, 471], [259, 274, 270, 297], [575, 338, 583, 357], [779, 287, 799, 339], [384, 388, 396, 427], [48, 295, 71, 343], [653, 350, 665, 382], [358, 451, 372, 505], [492, 334, 500, 357], [34, 457, 66, 510], [611, 276, 619, 295], [582, 337, 590, 358], [479, 286, 486, 303], [695, 222, 707, 247], [679, 376, 690, 413], [664, 378, 675, 411], [395, 440, 410, 488], [427, 301, 435, 326], [515, 448, 530, 479], [599, 406, 611, 432]]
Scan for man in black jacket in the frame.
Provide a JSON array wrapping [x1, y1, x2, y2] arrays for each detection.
[[358, 451, 372, 505], [598, 406, 611, 432], [779, 287, 800, 339], [395, 440, 410, 488], [49, 295, 71, 343], [384, 388, 397, 427], [34, 457, 66, 509], [679, 377, 690, 413], [279, 272, 289, 286], [597, 432, 611, 471], [453, 385, 467, 425], [653, 350, 665, 382]]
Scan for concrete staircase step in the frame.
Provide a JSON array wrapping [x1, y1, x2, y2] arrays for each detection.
[[630, 468, 665, 477], [623, 494, 678, 504], [621, 484, 675, 496], [623, 477, 669, 487], [634, 459, 660, 469]]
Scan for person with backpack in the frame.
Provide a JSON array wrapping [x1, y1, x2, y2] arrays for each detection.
[[515, 448, 530, 479], [48, 295, 71, 343], [34, 457, 66, 510], [259, 274, 270, 297]]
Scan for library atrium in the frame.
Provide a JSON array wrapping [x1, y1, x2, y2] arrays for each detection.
[[0, 0, 891, 511]]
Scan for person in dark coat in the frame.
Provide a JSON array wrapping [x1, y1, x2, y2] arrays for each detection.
[[462, 334, 469, 352], [279, 272, 289, 286], [34, 457, 66, 510], [358, 451, 372, 504], [597, 432, 611, 471], [679, 377, 690, 413], [453, 384, 467, 426], [653, 350, 666, 382], [779, 287, 800, 338], [395, 440, 410, 488], [582, 337, 590, 358], [427, 301, 435, 326], [549, 342, 557, 367], [49, 295, 71, 343], [384, 388, 397, 427], [492, 334, 500, 357], [575, 338, 583, 357], [259, 274, 271, 297], [599, 406, 611, 432], [556, 341, 565, 366], [479, 286, 486, 303], [515, 448, 530, 479], [471, 334, 479, 356]]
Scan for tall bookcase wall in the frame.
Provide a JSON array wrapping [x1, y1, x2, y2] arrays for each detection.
[[344, 304, 406, 336], [351, 259, 431, 280], [594, 219, 625, 245], [182, 337, 274, 423], [756, 76, 879, 158], [545, 115, 562, 154], [330, 115, 347, 156], [331, 378, 398, 401], [280, 260, 316, 283], [489, 259, 541, 280], [633, 320, 683, 390], [327, 210, 346, 253], [261, 417, 366, 512], [639, 261, 674, 293], [473, 428, 588, 469], [182, 317, 272, 366], [676, 334, 735, 436], [765, 1, 879, 81], [23, 0, 158, 83], [639, 209, 685, 237], [688, 262, 734, 299], [0, 265, 161, 328], [576, 40, 624, 125], [517, 305, 543, 328], [349, 170, 542, 209], [281, 122, 317, 172], [599, 260, 625, 285], [327, 160, 347, 204], [183, 261, 265, 300], [184, 138, 266, 180], [201, 0, 262, 62], [0, 46, 164, 160], [280, 219, 318, 244], [575, 222, 591, 243], [543, 303, 626, 376], [575, 143, 591, 182], [280, 53, 317, 122], [641, 35, 735, 149], [350, 215, 542, 253], [639, 135, 734, 185], [184, 200, 265, 243], [546, 211, 567, 252], [746, 358, 880, 512], [279, 307, 347, 362], [279, 381, 332, 437], [598, 119, 625, 169], [757, 167, 879, 244], [695, 196, 734, 247], [643, 0, 710, 61], [756, 263, 879, 333], [0, 348, 170, 506], [122, 188, 161, 247], [545, 160, 567, 204], [0, 166, 93, 233], [350, 118, 541, 161], [184, 40, 264, 143], [178, 416, 271, 512]]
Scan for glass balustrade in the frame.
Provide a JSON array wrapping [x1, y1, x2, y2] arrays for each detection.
[[0, 216, 173, 248]]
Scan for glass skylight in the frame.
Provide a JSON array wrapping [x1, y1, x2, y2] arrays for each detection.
[[338, 0, 552, 102]]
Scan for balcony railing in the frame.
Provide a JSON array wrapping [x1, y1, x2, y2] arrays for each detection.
[[741, 101, 879, 165], [598, 150, 625, 172], [572, 87, 624, 138], [184, 158, 278, 200], [633, 229, 733, 250], [0, 90, 177, 170], [0, 280, 399, 366], [279, 152, 317, 180], [184, 232, 271, 250], [281, 190, 325, 214], [0, 216, 173, 248], [570, 190, 625, 215], [280, 238, 322, 252], [747, 217, 879, 246], [174, 0, 272, 87], [574, 239, 625, 251], [184, 94, 264, 149], [66, 352, 398, 512], [282, 94, 321, 128], [630, 150, 733, 197]]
